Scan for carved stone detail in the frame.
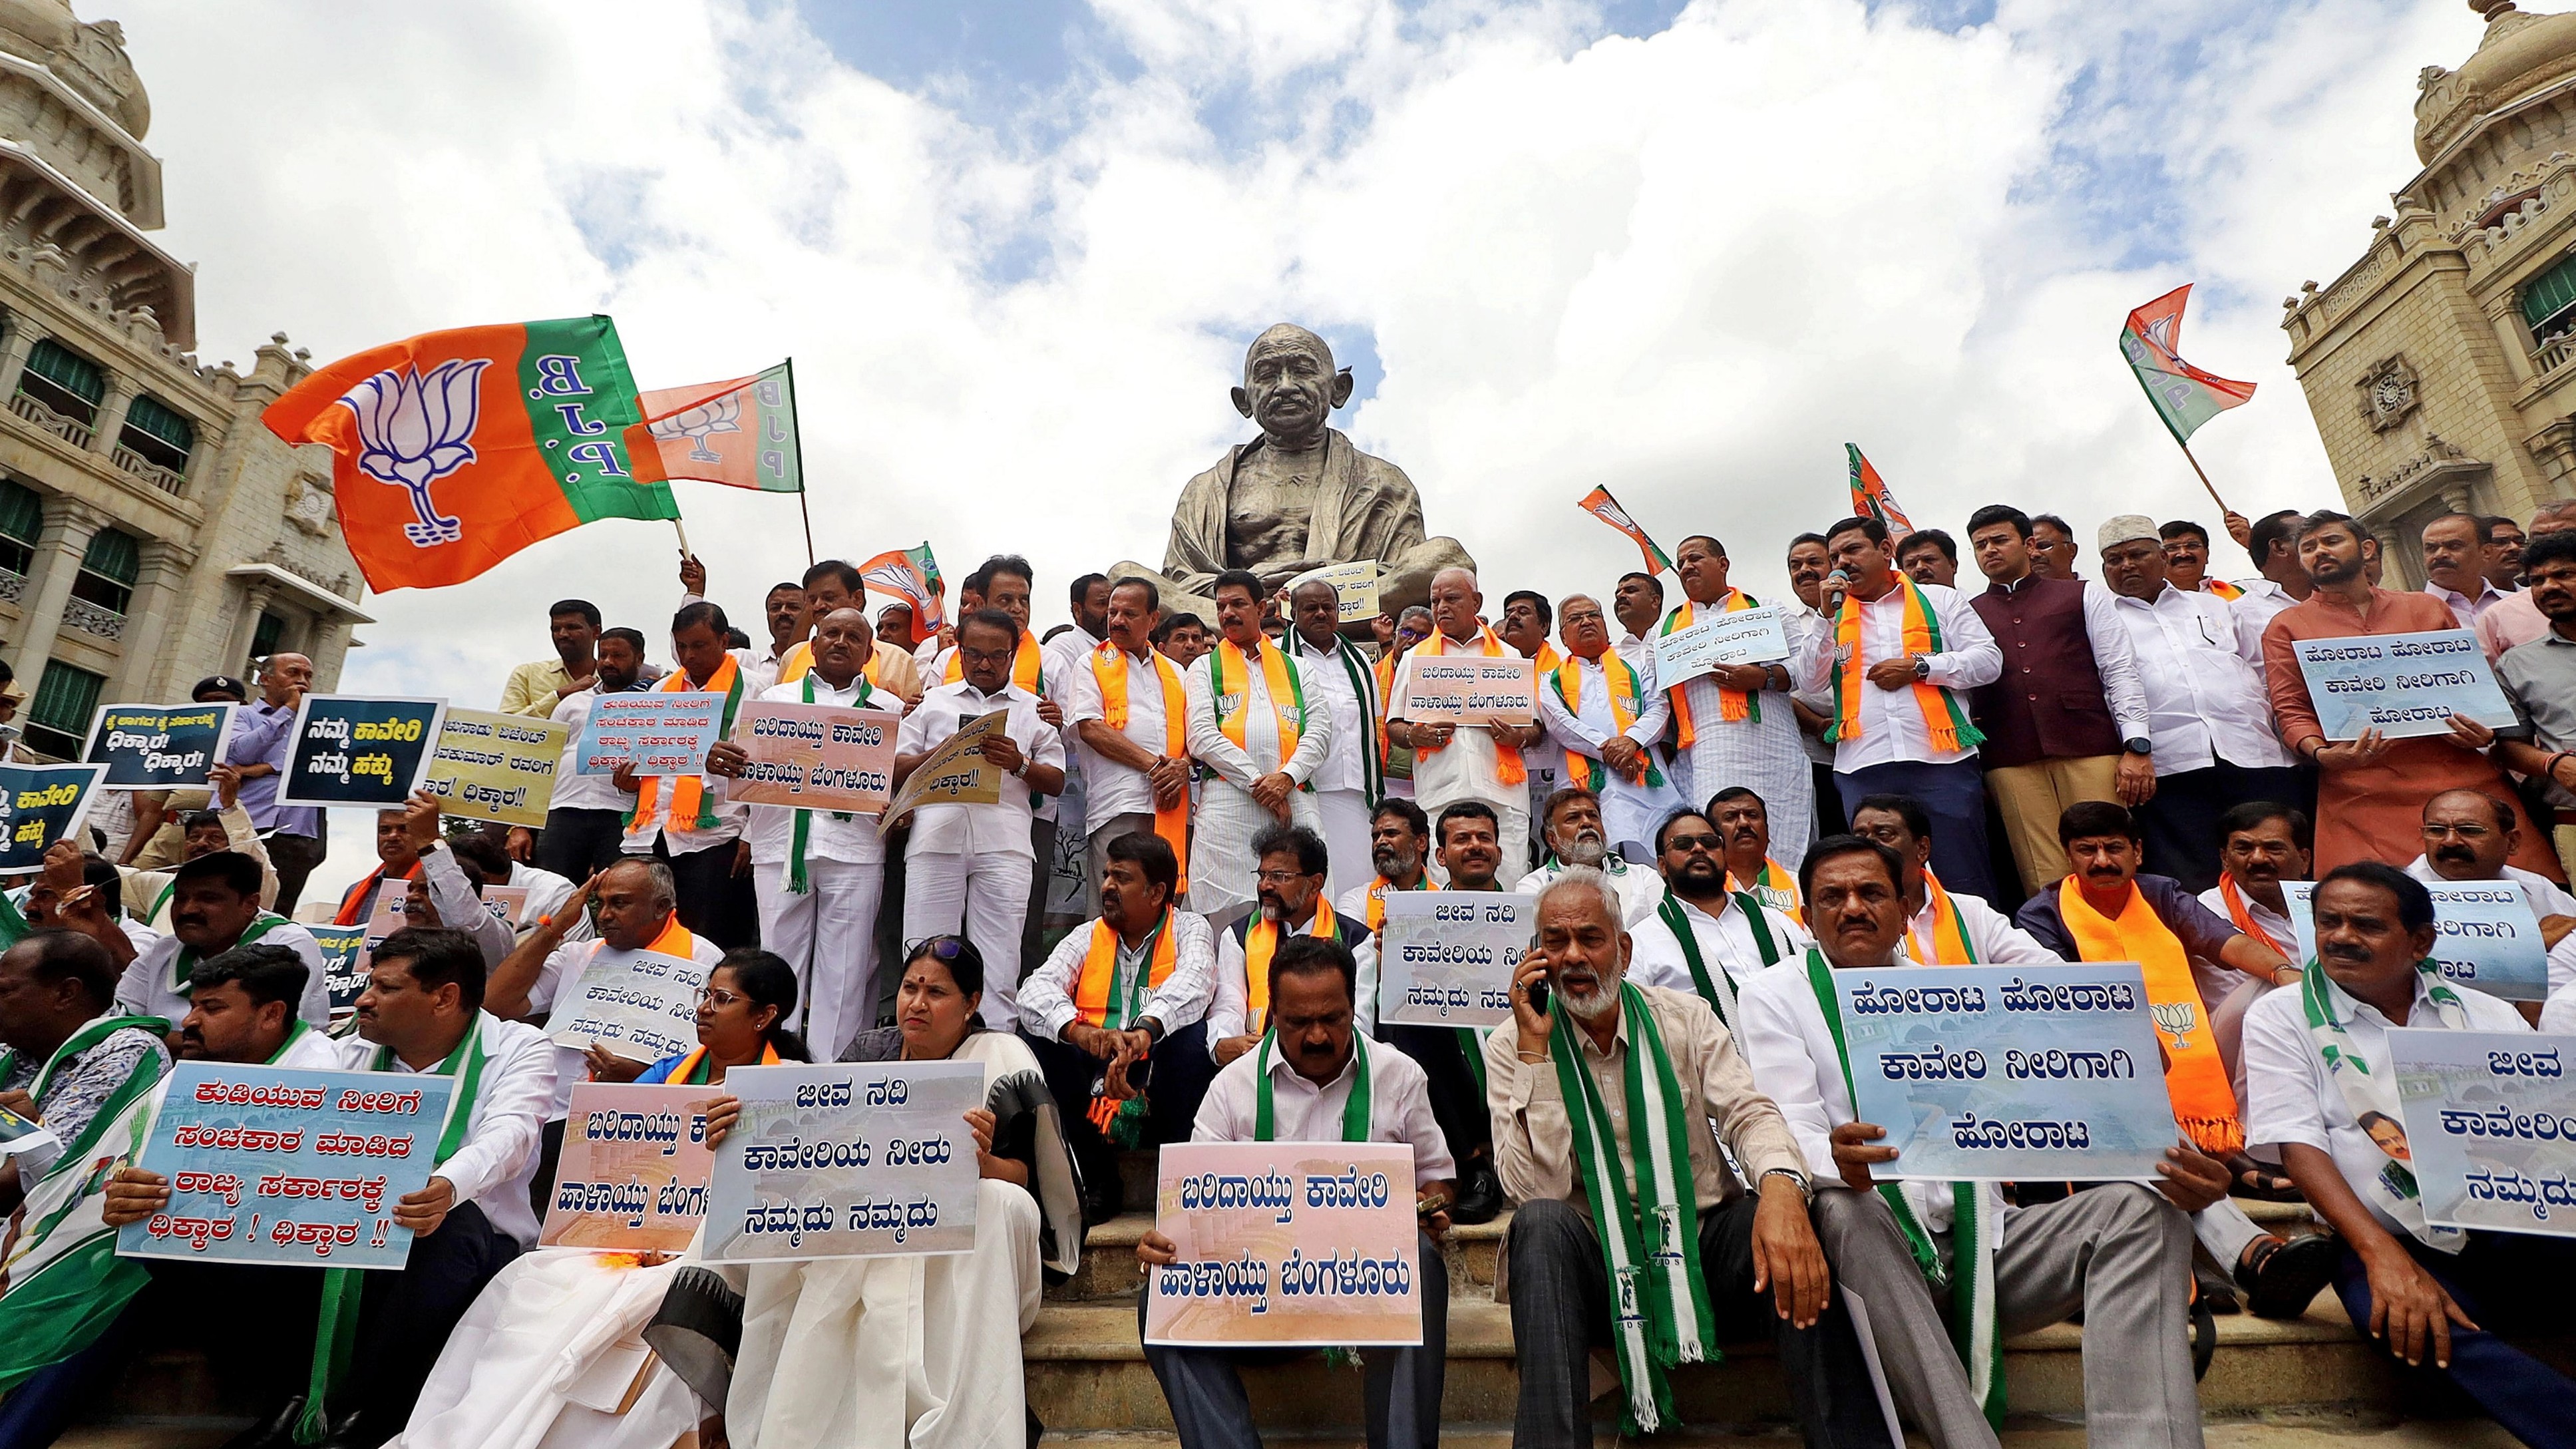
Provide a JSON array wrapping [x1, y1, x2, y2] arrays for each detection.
[[284, 473, 334, 536], [2357, 354, 2422, 432]]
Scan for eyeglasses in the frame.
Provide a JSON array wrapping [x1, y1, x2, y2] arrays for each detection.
[[904, 935, 972, 962], [1664, 832, 1724, 853], [1256, 869, 1318, 886], [697, 986, 744, 1008]]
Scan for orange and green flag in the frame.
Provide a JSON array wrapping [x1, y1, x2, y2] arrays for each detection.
[[262, 315, 680, 592], [626, 361, 803, 493], [858, 542, 946, 631], [1846, 445, 1913, 542], [1575, 485, 1673, 573], [2120, 284, 2256, 445]]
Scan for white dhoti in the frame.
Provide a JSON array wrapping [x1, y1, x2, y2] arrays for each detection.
[[902, 851, 1035, 1030], [755, 859, 886, 1058], [1314, 787, 1374, 905], [1188, 781, 1322, 926], [1674, 678, 1813, 866], [395, 1251, 702, 1449], [730, 1179, 1044, 1449]]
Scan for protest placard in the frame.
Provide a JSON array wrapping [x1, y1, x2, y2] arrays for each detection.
[[1833, 961, 2176, 1181], [277, 696, 447, 809], [2390, 1028, 2576, 1239], [0, 763, 104, 871], [0, 1102, 56, 1163], [878, 708, 1006, 835], [548, 949, 711, 1066], [81, 703, 236, 790], [1376, 891, 1529, 1028], [478, 885, 532, 931], [2282, 880, 2551, 1001], [572, 693, 725, 778], [117, 1062, 455, 1269], [309, 925, 369, 1017], [701, 1060, 982, 1261], [1290, 561, 1380, 624], [1650, 604, 1792, 692], [726, 700, 898, 814], [1394, 654, 1537, 729], [540, 1082, 724, 1251], [2290, 629, 2517, 740], [420, 708, 566, 828], [1143, 1140, 1423, 1348]]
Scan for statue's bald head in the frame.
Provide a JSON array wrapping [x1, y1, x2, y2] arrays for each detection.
[[1246, 324, 1333, 379], [1233, 323, 1353, 443]]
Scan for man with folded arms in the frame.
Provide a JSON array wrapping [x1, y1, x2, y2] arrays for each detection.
[[1734, 835, 2216, 1449], [1137, 934, 1453, 1449], [1069, 576, 1194, 910], [1486, 866, 1887, 1448], [1537, 592, 1687, 860], [1845, 794, 2057, 965], [2245, 863, 2576, 1442], [1188, 570, 1330, 931], [1517, 786, 1666, 926], [1625, 809, 1809, 1028]]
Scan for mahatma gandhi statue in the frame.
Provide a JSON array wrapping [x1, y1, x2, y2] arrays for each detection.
[[1115, 323, 1473, 623]]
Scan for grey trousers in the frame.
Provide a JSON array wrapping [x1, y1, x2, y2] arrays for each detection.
[[1811, 1183, 2203, 1449], [1141, 1229, 1448, 1449]]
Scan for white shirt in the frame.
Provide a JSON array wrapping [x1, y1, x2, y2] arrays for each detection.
[[1793, 581, 2003, 769], [2107, 582, 2294, 774], [2426, 578, 2509, 632], [333, 1012, 558, 1249], [1627, 892, 1811, 996], [1194, 1036, 1457, 1185], [1206, 911, 1358, 1048], [1535, 648, 1672, 770], [1388, 633, 1527, 811], [1185, 641, 1332, 792], [1516, 856, 1668, 927], [1290, 633, 1374, 797], [2543, 978, 2576, 1032], [620, 657, 757, 857], [546, 688, 632, 813], [2197, 882, 2299, 956], [421, 845, 513, 966], [2227, 578, 2301, 645], [1065, 644, 1185, 822], [507, 863, 579, 929], [116, 919, 331, 1028], [2243, 972, 2529, 1239], [731, 678, 889, 868], [896, 680, 1065, 859], [1905, 884, 2060, 964], [1017, 911, 1218, 1043], [531, 927, 729, 1117], [2402, 855, 2576, 921]]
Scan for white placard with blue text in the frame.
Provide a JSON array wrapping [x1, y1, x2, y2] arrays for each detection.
[[2281, 880, 2550, 1002], [2390, 1028, 2576, 1238], [2289, 629, 2517, 739], [701, 1060, 982, 1261], [1834, 962, 2177, 1181], [1376, 891, 1530, 1028], [1650, 604, 1792, 692]]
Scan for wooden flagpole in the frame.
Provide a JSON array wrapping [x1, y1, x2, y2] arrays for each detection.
[[786, 357, 814, 566], [2177, 439, 2230, 516]]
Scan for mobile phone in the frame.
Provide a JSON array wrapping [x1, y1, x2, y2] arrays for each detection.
[[1124, 1055, 1155, 1092], [1526, 976, 1549, 1014]]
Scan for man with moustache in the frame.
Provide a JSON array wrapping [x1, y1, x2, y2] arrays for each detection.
[[2404, 787, 2576, 923], [1071, 576, 1195, 909], [1733, 837, 2217, 1449], [1204, 825, 1360, 1066], [1624, 809, 1809, 1027], [2420, 513, 2511, 631], [1784, 532, 1848, 841], [2472, 503, 2576, 664], [331, 805, 423, 928], [2244, 864, 2576, 1441], [1516, 787, 1666, 926], [1658, 536, 1816, 865], [1136, 935, 1453, 1449], [2197, 802, 2312, 960], [2030, 513, 2082, 580], [534, 627, 651, 880], [1895, 528, 1960, 589], [751, 580, 810, 688], [1487, 866, 1883, 1448], [620, 600, 763, 948], [708, 607, 894, 1055], [1186, 571, 1330, 930], [391, 792, 516, 968], [1153, 612, 1210, 669], [111, 850, 331, 1033], [1337, 799, 1437, 931], [779, 560, 924, 704], [1387, 568, 1545, 887], [1535, 594, 1687, 860], [500, 600, 602, 718], [1288, 574, 1387, 905], [2489, 526, 2576, 879], [1611, 570, 1666, 656], [1712, 786, 1803, 922], [1845, 794, 2057, 965]]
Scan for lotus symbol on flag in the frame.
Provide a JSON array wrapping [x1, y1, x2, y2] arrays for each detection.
[[650, 393, 741, 463], [337, 359, 490, 547], [2150, 1000, 2198, 1054]]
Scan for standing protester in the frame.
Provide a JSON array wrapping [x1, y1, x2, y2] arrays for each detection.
[[1538, 593, 1686, 859], [1070, 576, 1193, 909], [1895, 528, 1959, 588], [2029, 513, 2081, 579], [1783, 534, 1848, 841], [1610, 570, 1664, 656], [2229, 507, 2317, 636], [533, 627, 647, 881], [500, 600, 602, 718], [1286, 576, 1385, 905], [2420, 513, 2509, 631], [1501, 588, 1565, 859], [620, 601, 757, 949], [1184, 570, 1329, 930], [2475, 502, 2576, 663], [1387, 568, 1545, 887], [2482, 515, 2527, 594], [1660, 535, 1817, 867], [1153, 612, 1211, 669], [752, 580, 810, 689], [2158, 520, 2235, 598], [118, 676, 253, 871], [224, 651, 326, 915], [2489, 527, 2576, 881]]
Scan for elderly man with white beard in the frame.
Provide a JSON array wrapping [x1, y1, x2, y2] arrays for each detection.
[[1515, 787, 1665, 925], [1483, 867, 1889, 1448]]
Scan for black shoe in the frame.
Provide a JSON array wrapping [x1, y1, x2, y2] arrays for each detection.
[[1078, 1152, 1124, 1227], [218, 1396, 305, 1449], [2239, 1232, 2337, 1321], [316, 1408, 386, 1449], [1451, 1161, 1504, 1225]]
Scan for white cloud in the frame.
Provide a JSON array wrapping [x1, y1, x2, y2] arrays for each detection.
[[106, 0, 2468, 895]]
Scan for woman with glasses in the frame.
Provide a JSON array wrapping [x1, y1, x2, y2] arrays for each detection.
[[622, 948, 810, 1084]]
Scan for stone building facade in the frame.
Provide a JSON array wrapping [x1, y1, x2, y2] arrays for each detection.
[[0, 1, 363, 759], [2282, 0, 2576, 586]]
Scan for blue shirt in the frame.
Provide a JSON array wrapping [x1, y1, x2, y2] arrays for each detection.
[[226, 699, 321, 837]]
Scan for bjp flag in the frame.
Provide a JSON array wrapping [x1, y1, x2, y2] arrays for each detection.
[[1846, 445, 1913, 544], [626, 361, 804, 493], [858, 542, 946, 631], [1575, 485, 1673, 574], [262, 315, 681, 592]]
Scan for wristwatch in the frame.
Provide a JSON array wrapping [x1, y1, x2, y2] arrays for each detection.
[[1910, 654, 1931, 681], [1759, 1166, 1813, 1205], [2124, 737, 2153, 755]]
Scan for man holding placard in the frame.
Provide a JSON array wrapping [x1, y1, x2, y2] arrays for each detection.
[[117, 763, 276, 932], [1537, 593, 1687, 860], [1734, 837, 2217, 1449], [1625, 808, 1808, 1028], [622, 600, 757, 949], [1657, 535, 1816, 867], [536, 627, 651, 881], [1516, 786, 1666, 927], [331, 806, 424, 927], [1185, 570, 1330, 929], [1846, 795, 2058, 966], [1387, 568, 1541, 889], [1137, 934, 1453, 1449], [111, 850, 331, 1032], [2243, 863, 2576, 1442], [393, 794, 516, 968]]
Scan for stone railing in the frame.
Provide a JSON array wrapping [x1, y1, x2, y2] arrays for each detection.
[[61, 594, 123, 640], [110, 444, 186, 496], [0, 569, 23, 604], [2534, 331, 2576, 381], [9, 389, 91, 449]]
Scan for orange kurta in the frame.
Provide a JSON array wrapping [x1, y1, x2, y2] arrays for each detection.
[[2262, 586, 2564, 879]]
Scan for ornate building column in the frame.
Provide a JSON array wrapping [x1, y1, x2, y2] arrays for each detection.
[[223, 579, 274, 680], [11, 498, 106, 673], [0, 314, 39, 405], [87, 372, 137, 459], [106, 537, 196, 700]]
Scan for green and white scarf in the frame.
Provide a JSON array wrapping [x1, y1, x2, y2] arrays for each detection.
[[1551, 982, 1716, 1434], [1308, 635, 1384, 807], [1658, 892, 1781, 1028], [1253, 1030, 1372, 1142], [2300, 959, 2470, 1253], [787, 671, 869, 894], [168, 912, 290, 996], [1803, 948, 2003, 1428], [300, 1016, 492, 1444]]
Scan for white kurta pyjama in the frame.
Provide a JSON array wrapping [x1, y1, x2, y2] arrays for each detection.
[[1183, 642, 1330, 923]]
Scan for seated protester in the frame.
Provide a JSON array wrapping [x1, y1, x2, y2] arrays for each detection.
[[443, 829, 565, 941], [1486, 867, 1890, 1448], [1711, 785, 1805, 923], [0, 930, 170, 1199], [2245, 863, 2576, 1442], [333, 804, 424, 926], [1516, 786, 1666, 926], [1735, 838, 2216, 1447], [2407, 787, 2576, 925], [24, 843, 151, 956], [1364, 801, 1508, 1224], [487, 858, 725, 1203], [1137, 935, 1455, 1449], [1336, 797, 1437, 930], [1206, 823, 1362, 1064], [395, 792, 514, 967], [2197, 801, 2311, 964], [1019, 831, 1216, 1221], [2546, 974, 2576, 1032], [111, 849, 331, 1032], [1845, 794, 2058, 964], [120, 761, 275, 932], [1626, 809, 1811, 1027], [695, 935, 1074, 1449], [628, 947, 811, 1082]]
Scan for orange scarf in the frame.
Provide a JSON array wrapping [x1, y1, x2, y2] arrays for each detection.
[[1828, 578, 1982, 753], [628, 654, 743, 838], [2217, 874, 2292, 958], [2203, 579, 2244, 602], [1210, 638, 1303, 763], [943, 628, 1043, 692], [1073, 909, 1179, 1029], [1094, 642, 1190, 891], [665, 1038, 782, 1085], [1363, 873, 1436, 932], [334, 861, 420, 926], [1244, 897, 1338, 1032], [1906, 869, 1976, 964], [1408, 626, 1527, 785], [1551, 650, 1662, 790], [2054, 877, 2244, 1154], [1726, 857, 1803, 925], [1662, 590, 1761, 744]]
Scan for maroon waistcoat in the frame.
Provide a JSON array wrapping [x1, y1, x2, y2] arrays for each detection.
[[1968, 574, 2120, 767]]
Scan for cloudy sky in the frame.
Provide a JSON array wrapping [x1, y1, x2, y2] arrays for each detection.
[[108, 0, 2478, 893]]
